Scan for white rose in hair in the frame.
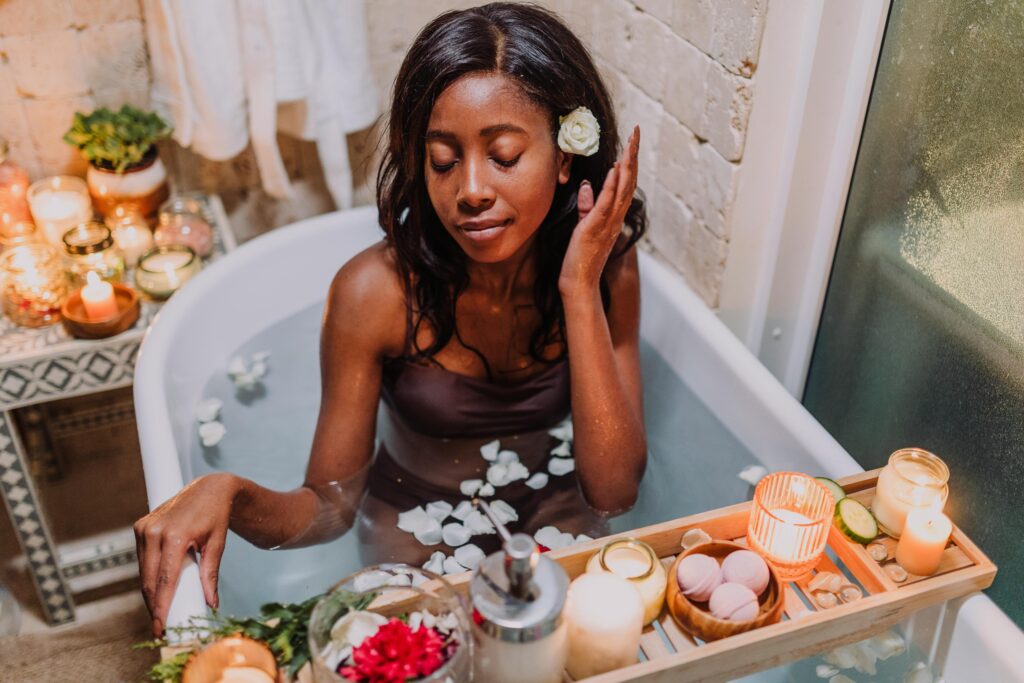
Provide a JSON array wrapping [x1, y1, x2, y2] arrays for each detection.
[[558, 106, 600, 156]]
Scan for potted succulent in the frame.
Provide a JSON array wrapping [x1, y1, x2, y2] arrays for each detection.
[[63, 104, 172, 220]]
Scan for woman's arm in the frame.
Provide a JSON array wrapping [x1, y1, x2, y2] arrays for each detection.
[[134, 244, 405, 634], [559, 127, 647, 513]]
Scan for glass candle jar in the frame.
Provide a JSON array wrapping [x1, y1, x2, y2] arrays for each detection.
[[1, 244, 68, 327], [585, 538, 667, 625], [0, 137, 31, 225], [155, 195, 214, 258], [308, 564, 473, 683], [61, 222, 124, 287], [872, 448, 950, 538], [105, 205, 153, 268], [28, 176, 93, 247], [1, 221, 41, 251], [134, 245, 201, 299], [747, 472, 833, 581]]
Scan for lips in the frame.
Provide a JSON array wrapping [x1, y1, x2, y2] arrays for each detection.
[[458, 218, 509, 243]]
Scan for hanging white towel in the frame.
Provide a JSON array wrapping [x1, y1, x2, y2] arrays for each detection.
[[142, 0, 378, 207]]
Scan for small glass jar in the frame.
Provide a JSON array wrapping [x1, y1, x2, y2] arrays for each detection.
[[155, 195, 214, 258], [747, 472, 832, 581], [872, 448, 950, 538], [134, 245, 201, 299], [309, 564, 473, 683], [1, 244, 68, 327], [1, 221, 41, 251], [28, 175, 93, 247], [61, 222, 124, 287], [585, 538, 667, 625], [105, 205, 153, 268]]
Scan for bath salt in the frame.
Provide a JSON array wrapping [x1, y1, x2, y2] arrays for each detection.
[[195, 397, 222, 423], [525, 472, 549, 489], [550, 440, 571, 457], [480, 439, 501, 462]]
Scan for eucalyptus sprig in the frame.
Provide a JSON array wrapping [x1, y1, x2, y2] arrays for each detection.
[[63, 104, 171, 173], [136, 590, 376, 682]]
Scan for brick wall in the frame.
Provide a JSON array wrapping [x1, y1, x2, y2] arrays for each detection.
[[0, 0, 768, 307]]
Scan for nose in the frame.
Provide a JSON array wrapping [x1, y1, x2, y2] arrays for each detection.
[[456, 157, 496, 210]]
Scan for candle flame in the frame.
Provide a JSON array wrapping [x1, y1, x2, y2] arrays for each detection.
[[86, 270, 101, 287]]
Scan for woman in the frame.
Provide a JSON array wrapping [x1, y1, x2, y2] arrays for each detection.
[[134, 2, 647, 637]]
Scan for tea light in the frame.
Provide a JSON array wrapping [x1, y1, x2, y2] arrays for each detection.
[[80, 271, 117, 321], [585, 538, 667, 625], [747, 472, 832, 581], [28, 176, 93, 247], [106, 205, 153, 268], [135, 245, 200, 299], [564, 572, 643, 679], [872, 449, 950, 538], [895, 509, 952, 576]]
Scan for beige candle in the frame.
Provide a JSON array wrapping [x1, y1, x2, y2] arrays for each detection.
[[80, 271, 118, 320], [895, 509, 952, 576], [28, 176, 92, 246], [586, 539, 667, 625], [564, 572, 643, 679]]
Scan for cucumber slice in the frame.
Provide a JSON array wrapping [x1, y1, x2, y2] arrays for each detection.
[[816, 476, 846, 503], [835, 498, 879, 544]]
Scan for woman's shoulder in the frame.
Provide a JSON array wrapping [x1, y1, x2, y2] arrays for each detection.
[[325, 240, 407, 358]]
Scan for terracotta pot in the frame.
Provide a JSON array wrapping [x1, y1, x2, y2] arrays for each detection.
[[86, 148, 169, 222]]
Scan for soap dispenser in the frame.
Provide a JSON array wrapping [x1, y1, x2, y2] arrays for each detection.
[[469, 499, 569, 683]]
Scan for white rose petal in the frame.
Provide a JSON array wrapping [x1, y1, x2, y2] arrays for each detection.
[[548, 457, 575, 476], [451, 501, 474, 521], [386, 573, 412, 587], [550, 441, 572, 457], [525, 473, 549, 490], [408, 612, 424, 632], [460, 479, 483, 496], [478, 483, 495, 497], [534, 526, 565, 550], [352, 570, 393, 592], [413, 518, 443, 546], [252, 350, 272, 363], [199, 421, 226, 447], [557, 107, 600, 157], [227, 355, 248, 377], [454, 543, 485, 570], [250, 360, 268, 379], [868, 631, 906, 661], [496, 450, 519, 466], [560, 532, 577, 548], [506, 461, 530, 483], [195, 398, 223, 423], [816, 664, 840, 679], [438, 612, 460, 633], [480, 440, 501, 462], [422, 551, 445, 575], [425, 501, 454, 521], [397, 506, 433, 533], [575, 534, 593, 544], [486, 464, 511, 487], [490, 500, 519, 524], [738, 465, 769, 486], [233, 372, 260, 392], [903, 663, 934, 683], [442, 523, 472, 547], [548, 420, 573, 441], [421, 611, 437, 629], [463, 510, 496, 535], [443, 556, 465, 575], [330, 610, 387, 650]]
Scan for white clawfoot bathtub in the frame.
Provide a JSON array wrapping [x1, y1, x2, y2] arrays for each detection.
[[135, 206, 1024, 680]]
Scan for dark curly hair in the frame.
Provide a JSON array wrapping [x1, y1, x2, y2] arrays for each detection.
[[376, 2, 647, 378]]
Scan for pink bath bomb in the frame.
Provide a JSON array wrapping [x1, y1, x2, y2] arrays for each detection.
[[721, 550, 770, 596], [709, 582, 760, 621], [676, 553, 722, 602]]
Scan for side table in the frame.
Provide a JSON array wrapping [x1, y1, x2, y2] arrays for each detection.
[[0, 194, 236, 626]]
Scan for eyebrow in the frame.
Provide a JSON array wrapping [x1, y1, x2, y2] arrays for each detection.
[[425, 123, 528, 142]]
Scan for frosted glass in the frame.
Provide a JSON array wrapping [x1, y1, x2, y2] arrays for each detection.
[[804, 0, 1024, 626]]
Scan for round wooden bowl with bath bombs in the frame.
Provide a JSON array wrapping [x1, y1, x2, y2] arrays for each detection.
[[667, 541, 784, 642], [60, 282, 140, 339]]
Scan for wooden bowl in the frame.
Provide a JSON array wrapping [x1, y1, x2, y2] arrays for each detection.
[[667, 540, 785, 642], [60, 282, 140, 339], [181, 635, 279, 683]]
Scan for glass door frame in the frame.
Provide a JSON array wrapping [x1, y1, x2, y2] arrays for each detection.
[[717, 0, 891, 397]]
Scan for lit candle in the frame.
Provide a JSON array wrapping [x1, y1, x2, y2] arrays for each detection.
[[564, 572, 643, 679], [872, 449, 950, 538], [747, 472, 832, 581], [107, 206, 153, 268], [28, 176, 92, 246], [895, 509, 952, 576], [135, 245, 200, 299], [585, 539, 667, 625], [80, 271, 118, 321]]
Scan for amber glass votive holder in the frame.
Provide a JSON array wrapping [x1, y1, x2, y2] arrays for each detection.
[[746, 472, 832, 581], [1, 244, 68, 327]]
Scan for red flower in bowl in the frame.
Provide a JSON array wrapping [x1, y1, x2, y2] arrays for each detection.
[[338, 617, 449, 683]]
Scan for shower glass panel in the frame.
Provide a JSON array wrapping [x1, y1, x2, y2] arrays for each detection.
[[803, 0, 1024, 626]]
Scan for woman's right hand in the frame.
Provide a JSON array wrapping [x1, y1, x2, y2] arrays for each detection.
[[133, 472, 241, 636]]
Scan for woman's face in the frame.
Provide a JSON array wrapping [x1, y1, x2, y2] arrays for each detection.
[[424, 72, 571, 264]]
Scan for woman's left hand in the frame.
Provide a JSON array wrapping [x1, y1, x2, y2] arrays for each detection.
[[558, 125, 640, 300]]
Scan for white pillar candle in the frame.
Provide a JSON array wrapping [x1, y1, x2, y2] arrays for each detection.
[[895, 509, 952, 576], [80, 271, 117, 320], [564, 572, 643, 679], [28, 177, 92, 246], [585, 539, 668, 625], [111, 223, 153, 268]]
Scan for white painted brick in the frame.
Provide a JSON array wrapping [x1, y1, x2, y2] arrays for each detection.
[[70, 0, 142, 25], [670, 0, 715, 56], [632, 0, 673, 27], [655, 112, 704, 218], [621, 10, 676, 103], [80, 20, 149, 94], [0, 0, 72, 38], [23, 95, 95, 176], [683, 220, 728, 307], [700, 60, 752, 162], [590, 0, 634, 74], [711, 0, 767, 77], [660, 33, 709, 135], [5, 30, 90, 99]]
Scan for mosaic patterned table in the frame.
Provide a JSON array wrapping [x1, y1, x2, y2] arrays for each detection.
[[0, 195, 236, 625]]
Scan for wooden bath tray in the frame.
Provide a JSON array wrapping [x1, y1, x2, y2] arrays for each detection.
[[160, 469, 995, 682]]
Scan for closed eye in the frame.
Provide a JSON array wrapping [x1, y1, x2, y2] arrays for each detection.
[[493, 155, 521, 168], [430, 161, 456, 173]]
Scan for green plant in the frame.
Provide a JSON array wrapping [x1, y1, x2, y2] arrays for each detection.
[[63, 104, 171, 173]]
